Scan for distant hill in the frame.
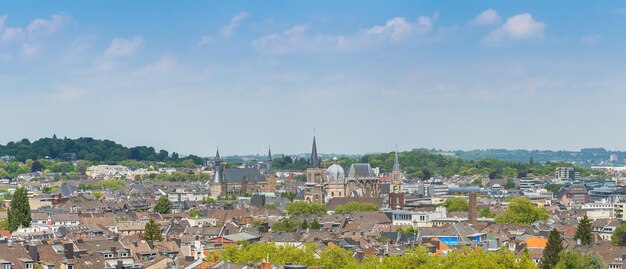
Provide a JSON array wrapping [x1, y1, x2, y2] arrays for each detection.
[[0, 136, 203, 164]]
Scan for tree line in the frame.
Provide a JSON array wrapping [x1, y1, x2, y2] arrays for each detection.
[[0, 136, 204, 164]]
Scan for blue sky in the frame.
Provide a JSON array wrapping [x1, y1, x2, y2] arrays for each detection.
[[1, 1, 626, 156]]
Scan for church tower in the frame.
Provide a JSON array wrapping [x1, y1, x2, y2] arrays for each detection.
[[263, 146, 277, 192], [389, 148, 405, 209], [391, 149, 403, 193], [304, 137, 324, 203], [210, 147, 224, 198]]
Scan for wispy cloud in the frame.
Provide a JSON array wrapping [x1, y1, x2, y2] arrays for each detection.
[[610, 8, 626, 15], [197, 12, 249, 47], [26, 13, 72, 37], [468, 9, 500, 26], [52, 86, 87, 102], [22, 43, 39, 58], [0, 15, 6, 29], [104, 36, 145, 58], [484, 13, 545, 45], [219, 12, 249, 37], [252, 12, 439, 54], [581, 34, 601, 45], [1, 27, 24, 42], [133, 56, 177, 76]]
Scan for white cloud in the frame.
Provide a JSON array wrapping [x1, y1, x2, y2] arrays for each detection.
[[365, 12, 438, 41], [53, 86, 87, 102], [252, 12, 439, 54], [1, 27, 24, 42], [484, 13, 545, 45], [196, 35, 215, 47], [104, 36, 145, 57], [26, 13, 72, 37], [611, 8, 626, 15], [0, 15, 6, 29], [581, 34, 601, 45], [219, 12, 249, 37], [365, 17, 413, 41], [469, 9, 500, 26], [22, 43, 39, 58], [133, 56, 177, 76]]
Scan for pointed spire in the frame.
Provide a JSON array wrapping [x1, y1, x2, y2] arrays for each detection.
[[393, 146, 400, 174], [214, 146, 221, 160], [392, 145, 402, 193], [310, 136, 319, 168], [212, 147, 222, 184], [267, 146, 273, 173]]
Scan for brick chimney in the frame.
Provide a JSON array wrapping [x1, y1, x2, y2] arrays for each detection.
[[468, 192, 477, 225]]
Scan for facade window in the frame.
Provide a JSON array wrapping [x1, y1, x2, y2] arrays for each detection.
[[331, 192, 334, 197]]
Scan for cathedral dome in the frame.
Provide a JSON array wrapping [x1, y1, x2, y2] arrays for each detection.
[[326, 157, 345, 182]]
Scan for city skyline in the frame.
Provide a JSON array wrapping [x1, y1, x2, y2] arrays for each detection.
[[2, 1, 626, 155]]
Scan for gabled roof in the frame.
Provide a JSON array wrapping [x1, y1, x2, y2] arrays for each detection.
[[223, 231, 261, 242], [347, 163, 375, 178], [222, 168, 265, 183]]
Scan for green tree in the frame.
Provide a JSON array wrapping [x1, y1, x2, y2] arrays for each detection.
[[334, 202, 379, 214], [495, 198, 549, 225], [554, 251, 604, 269], [544, 184, 562, 194], [286, 201, 327, 216], [541, 228, 563, 269], [203, 197, 215, 204], [7, 187, 31, 231], [272, 219, 302, 232], [154, 196, 171, 214], [480, 207, 496, 218], [438, 197, 468, 212], [310, 219, 321, 229], [573, 215, 593, 246], [396, 225, 417, 235], [300, 219, 309, 229], [75, 160, 90, 176], [611, 223, 626, 246], [505, 178, 516, 189], [142, 218, 163, 241], [189, 209, 204, 218], [318, 246, 358, 269], [280, 192, 297, 202]]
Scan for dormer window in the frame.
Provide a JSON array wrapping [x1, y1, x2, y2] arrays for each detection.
[[26, 263, 34, 269], [3, 264, 10, 269]]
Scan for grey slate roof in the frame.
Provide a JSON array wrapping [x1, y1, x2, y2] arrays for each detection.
[[58, 184, 78, 197], [347, 163, 375, 178], [222, 168, 266, 183]]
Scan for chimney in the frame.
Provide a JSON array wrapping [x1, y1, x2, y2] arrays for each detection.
[[28, 244, 39, 262], [468, 192, 477, 225], [261, 261, 272, 269], [116, 260, 123, 269], [173, 238, 181, 248], [110, 246, 116, 253], [64, 243, 74, 259], [147, 240, 154, 249]]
